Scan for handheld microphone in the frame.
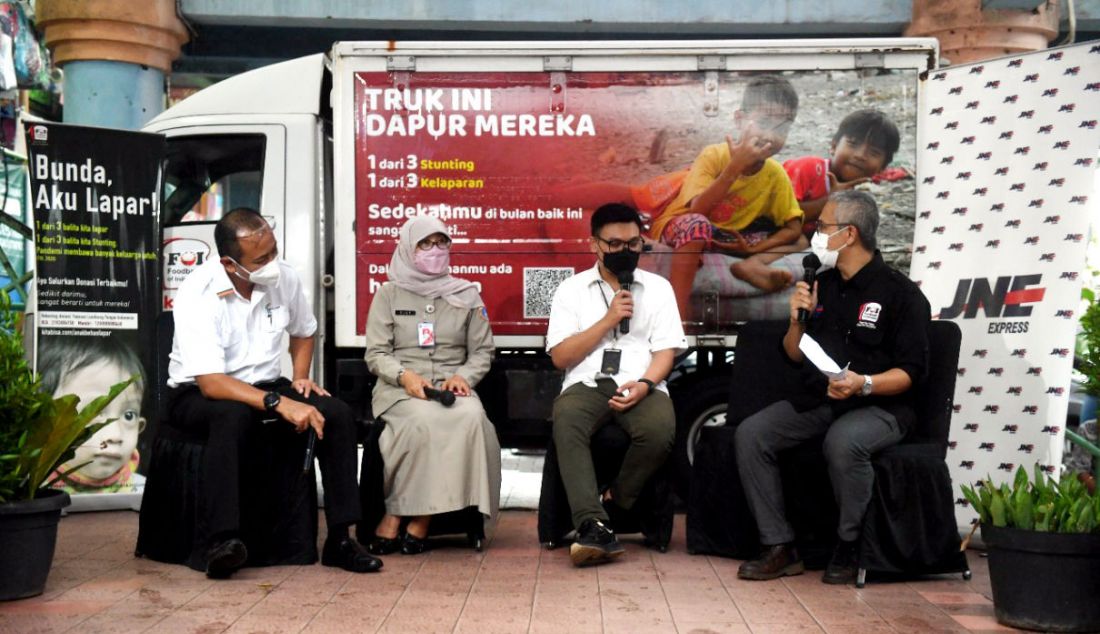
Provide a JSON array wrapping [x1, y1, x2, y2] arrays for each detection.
[[424, 386, 456, 407], [302, 428, 316, 474], [798, 253, 821, 324], [617, 270, 634, 334]]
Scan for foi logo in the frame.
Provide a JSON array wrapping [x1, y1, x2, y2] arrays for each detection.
[[163, 237, 212, 291], [939, 275, 1044, 319]]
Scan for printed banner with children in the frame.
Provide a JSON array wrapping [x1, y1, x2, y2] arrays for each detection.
[[351, 68, 921, 336], [26, 122, 163, 507]]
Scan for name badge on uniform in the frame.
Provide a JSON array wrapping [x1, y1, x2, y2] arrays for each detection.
[[600, 348, 621, 375], [418, 322, 436, 347]]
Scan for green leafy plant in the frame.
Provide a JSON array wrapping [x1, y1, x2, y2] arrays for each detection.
[[1079, 293, 1100, 398], [0, 291, 132, 503], [961, 463, 1100, 534]]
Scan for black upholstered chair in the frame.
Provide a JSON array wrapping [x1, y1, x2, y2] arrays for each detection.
[[537, 424, 674, 552], [136, 312, 319, 571], [687, 319, 970, 586]]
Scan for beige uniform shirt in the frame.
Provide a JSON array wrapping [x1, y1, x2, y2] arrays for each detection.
[[365, 282, 494, 416]]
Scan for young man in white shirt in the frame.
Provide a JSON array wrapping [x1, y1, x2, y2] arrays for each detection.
[[163, 207, 381, 578], [546, 203, 687, 567]]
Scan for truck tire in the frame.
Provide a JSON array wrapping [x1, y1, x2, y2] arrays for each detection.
[[671, 375, 729, 504]]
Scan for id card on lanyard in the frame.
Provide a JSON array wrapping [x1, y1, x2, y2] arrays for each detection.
[[418, 322, 435, 347]]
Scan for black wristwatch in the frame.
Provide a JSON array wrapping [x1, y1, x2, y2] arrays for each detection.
[[637, 378, 656, 392], [263, 391, 281, 412]]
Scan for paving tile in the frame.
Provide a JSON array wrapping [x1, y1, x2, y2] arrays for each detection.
[[949, 613, 1018, 631], [18, 509, 1014, 634], [676, 622, 751, 634], [918, 591, 993, 606]]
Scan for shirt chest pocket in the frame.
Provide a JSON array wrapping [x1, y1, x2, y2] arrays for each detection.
[[263, 306, 289, 333], [849, 324, 885, 348]]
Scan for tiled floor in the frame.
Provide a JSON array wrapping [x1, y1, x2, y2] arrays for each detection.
[[1, 451, 1018, 633]]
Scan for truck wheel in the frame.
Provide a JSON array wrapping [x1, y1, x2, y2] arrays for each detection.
[[671, 375, 729, 503]]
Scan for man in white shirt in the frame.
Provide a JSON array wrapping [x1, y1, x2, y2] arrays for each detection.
[[166, 207, 381, 578], [546, 203, 687, 567]]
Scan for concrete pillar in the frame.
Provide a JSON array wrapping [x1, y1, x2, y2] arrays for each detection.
[[37, 0, 189, 129], [906, 0, 1060, 65]]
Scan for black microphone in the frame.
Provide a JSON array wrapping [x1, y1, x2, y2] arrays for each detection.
[[617, 270, 634, 334], [798, 253, 821, 324], [302, 428, 316, 474], [424, 386, 456, 407]]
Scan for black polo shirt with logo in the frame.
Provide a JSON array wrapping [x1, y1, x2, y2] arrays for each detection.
[[798, 251, 931, 432]]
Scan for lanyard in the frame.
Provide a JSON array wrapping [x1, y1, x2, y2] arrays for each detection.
[[596, 280, 619, 343]]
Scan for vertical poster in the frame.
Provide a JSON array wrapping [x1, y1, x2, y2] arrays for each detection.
[[910, 41, 1100, 529], [25, 122, 163, 509], [0, 150, 28, 307]]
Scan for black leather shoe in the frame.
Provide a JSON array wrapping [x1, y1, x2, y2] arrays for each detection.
[[822, 539, 859, 585], [737, 543, 804, 581], [368, 535, 402, 556], [401, 532, 428, 555], [205, 538, 248, 579], [322, 537, 383, 573]]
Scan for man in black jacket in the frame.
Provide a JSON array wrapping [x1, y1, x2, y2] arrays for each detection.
[[735, 190, 931, 585]]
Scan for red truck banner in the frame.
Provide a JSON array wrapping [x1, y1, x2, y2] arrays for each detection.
[[352, 69, 922, 336], [909, 41, 1100, 529]]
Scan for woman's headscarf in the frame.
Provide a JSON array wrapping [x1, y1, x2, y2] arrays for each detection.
[[388, 216, 482, 309]]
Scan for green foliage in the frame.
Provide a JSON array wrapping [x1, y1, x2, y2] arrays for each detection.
[[1080, 298, 1100, 398], [0, 291, 133, 503], [961, 463, 1100, 534]]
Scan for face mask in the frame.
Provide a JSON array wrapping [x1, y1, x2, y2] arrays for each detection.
[[231, 257, 281, 288], [810, 228, 847, 271], [414, 247, 450, 275], [602, 249, 640, 278]]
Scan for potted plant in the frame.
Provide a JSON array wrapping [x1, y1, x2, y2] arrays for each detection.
[[0, 292, 131, 601], [961, 464, 1100, 632]]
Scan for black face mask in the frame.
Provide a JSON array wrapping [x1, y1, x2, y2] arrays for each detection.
[[603, 249, 640, 278]]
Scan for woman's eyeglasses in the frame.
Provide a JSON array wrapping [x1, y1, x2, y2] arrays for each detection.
[[416, 238, 452, 251]]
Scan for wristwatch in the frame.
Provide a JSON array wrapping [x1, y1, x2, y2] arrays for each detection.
[[396, 368, 406, 386], [637, 378, 656, 392], [860, 374, 874, 397], [263, 390, 281, 412]]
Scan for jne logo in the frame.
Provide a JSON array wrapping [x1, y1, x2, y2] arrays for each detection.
[[940, 275, 1044, 320], [858, 302, 881, 327]]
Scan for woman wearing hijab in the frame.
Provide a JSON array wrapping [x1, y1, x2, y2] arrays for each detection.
[[364, 216, 501, 555]]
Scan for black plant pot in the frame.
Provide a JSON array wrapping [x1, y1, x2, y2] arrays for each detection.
[[982, 523, 1100, 632], [0, 489, 71, 601]]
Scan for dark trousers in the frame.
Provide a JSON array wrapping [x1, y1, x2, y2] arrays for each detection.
[[168, 378, 361, 537], [552, 379, 675, 528], [735, 401, 903, 544]]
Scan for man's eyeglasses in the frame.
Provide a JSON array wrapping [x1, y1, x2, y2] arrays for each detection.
[[416, 237, 452, 251], [816, 222, 852, 232], [595, 236, 644, 252]]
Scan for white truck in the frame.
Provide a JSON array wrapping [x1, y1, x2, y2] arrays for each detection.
[[145, 39, 939, 495]]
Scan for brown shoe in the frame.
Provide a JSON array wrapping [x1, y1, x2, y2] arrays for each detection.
[[737, 543, 805, 581]]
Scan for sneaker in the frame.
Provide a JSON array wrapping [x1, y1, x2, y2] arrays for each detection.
[[569, 518, 625, 567], [737, 543, 804, 581], [822, 539, 860, 585]]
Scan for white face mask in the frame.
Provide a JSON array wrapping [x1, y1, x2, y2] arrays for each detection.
[[231, 257, 281, 288], [810, 227, 848, 271]]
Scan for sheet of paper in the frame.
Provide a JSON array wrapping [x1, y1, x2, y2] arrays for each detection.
[[799, 333, 848, 380]]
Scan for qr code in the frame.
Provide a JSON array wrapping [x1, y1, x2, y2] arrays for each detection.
[[523, 267, 574, 318]]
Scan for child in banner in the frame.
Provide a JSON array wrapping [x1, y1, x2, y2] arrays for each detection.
[[647, 75, 806, 314], [782, 108, 902, 237], [39, 335, 147, 494]]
